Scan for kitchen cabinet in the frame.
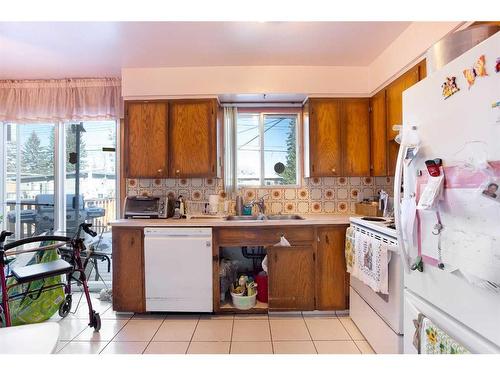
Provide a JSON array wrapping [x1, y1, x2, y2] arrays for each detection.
[[342, 99, 371, 176], [123, 98, 219, 179], [386, 62, 426, 174], [267, 245, 315, 310], [316, 226, 349, 310], [306, 98, 370, 177], [169, 99, 218, 178], [307, 99, 343, 176], [124, 101, 169, 178], [112, 227, 145, 312], [370, 90, 388, 176]]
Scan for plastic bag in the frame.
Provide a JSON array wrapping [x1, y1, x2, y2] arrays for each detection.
[[2, 240, 65, 326]]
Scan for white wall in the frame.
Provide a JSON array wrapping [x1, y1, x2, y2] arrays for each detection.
[[122, 65, 370, 99], [121, 22, 467, 99]]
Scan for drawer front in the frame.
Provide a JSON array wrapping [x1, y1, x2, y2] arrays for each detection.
[[215, 226, 315, 246]]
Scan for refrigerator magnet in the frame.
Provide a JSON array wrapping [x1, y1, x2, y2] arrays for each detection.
[[463, 55, 488, 89], [480, 178, 500, 204], [441, 76, 459, 99], [496, 57, 499, 73]]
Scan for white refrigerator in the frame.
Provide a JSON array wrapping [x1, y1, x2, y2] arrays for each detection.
[[395, 31, 500, 353]]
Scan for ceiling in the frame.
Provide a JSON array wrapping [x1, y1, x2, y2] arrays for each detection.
[[0, 22, 411, 79]]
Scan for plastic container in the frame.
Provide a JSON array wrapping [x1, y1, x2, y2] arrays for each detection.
[[230, 292, 258, 310], [255, 272, 268, 303]]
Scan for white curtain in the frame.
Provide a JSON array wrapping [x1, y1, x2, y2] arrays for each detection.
[[0, 78, 122, 123], [223, 106, 238, 195]]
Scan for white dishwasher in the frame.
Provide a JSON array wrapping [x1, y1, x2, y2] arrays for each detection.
[[144, 227, 213, 312]]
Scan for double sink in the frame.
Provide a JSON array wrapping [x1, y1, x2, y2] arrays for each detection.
[[225, 214, 304, 221]]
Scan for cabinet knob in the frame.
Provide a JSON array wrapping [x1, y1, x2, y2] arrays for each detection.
[[157, 169, 162, 174], [176, 170, 180, 174], [331, 168, 336, 173]]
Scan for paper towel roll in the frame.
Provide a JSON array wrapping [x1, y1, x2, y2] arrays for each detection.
[[208, 194, 219, 214]]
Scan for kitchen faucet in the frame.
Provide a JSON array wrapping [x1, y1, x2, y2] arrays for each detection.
[[248, 194, 269, 215]]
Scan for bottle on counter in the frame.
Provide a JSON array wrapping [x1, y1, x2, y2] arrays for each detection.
[[235, 194, 244, 216]]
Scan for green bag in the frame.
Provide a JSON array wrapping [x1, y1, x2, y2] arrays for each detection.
[[2, 240, 66, 326]]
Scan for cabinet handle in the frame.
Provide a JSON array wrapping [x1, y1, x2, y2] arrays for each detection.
[[331, 168, 336, 174], [325, 234, 330, 244], [175, 170, 180, 174], [274, 253, 278, 262], [130, 237, 135, 246], [157, 168, 162, 174], [312, 164, 315, 173]]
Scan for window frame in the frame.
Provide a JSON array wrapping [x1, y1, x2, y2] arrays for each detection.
[[0, 120, 119, 238], [235, 108, 302, 188]]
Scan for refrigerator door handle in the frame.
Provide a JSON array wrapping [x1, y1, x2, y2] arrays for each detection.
[[394, 142, 411, 273]]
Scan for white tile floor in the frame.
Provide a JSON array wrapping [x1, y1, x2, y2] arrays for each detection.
[[53, 293, 375, 354]]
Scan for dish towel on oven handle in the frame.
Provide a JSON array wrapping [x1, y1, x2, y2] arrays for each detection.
[[353, 231, 389, 294], [413, 313, 469, 354], [345, 226, 356, 274]]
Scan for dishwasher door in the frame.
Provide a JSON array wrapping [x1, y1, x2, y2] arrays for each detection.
[[144, 227, 213, 312]]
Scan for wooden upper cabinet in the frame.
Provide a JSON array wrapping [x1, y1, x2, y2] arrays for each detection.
[[316, 226, 349, 310], [267, 245, 315, 311], [308, 99, 343, 176], [386, 65, 420, 173], [342, 99, 370, 176], [169, 99, 217, 178], [125, 101, 169, 178], [370, 90, 387, 176]]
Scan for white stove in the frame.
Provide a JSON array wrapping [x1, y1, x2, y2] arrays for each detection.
[[348, 216, 403, 354], [349, 216, 397, 238]]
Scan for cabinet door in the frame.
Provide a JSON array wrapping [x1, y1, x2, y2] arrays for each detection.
[[342, 99, 371, 176], [169, 99, 217, 177], [268, 245, 315, 311], [112, 228, 145, 312], [309, 99, 342, 176], [370, 90, 387, 176], [316, 226, 348, 310], [125, 101, 169, 178], [386, 66, 419, 174]]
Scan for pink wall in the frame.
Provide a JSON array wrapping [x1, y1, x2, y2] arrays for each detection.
[[121, 22, 467, 99]]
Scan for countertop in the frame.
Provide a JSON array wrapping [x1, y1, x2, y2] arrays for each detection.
[[110, 214, 356, 228]]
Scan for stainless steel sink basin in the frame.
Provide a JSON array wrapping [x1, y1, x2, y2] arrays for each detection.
[[266, 214, 305, 220], [225, 215, 261, 221]]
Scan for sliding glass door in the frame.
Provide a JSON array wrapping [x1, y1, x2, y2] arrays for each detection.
[[3, 123, 56, 239]]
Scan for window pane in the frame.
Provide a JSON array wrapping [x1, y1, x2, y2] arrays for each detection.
[[236, 114, 261, 186], [64, 121, 116, 238], [4, 123, 55, 239], [263, 114, 297, 186]]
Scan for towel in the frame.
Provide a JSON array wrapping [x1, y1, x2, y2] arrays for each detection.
[[353, 231, 389, 294], [413, 313, 469, 354], [345, 227, 356, 274]]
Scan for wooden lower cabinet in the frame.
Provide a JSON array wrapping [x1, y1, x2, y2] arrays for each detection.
[[316, 226, 349, 310], [267, 245, 315, 311], [112, 227, 145, 312]]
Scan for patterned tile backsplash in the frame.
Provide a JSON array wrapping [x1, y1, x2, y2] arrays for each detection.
[[126, 176, 394, 215]]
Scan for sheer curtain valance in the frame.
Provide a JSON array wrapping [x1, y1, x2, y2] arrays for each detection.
[[0, 78, 122, 123]]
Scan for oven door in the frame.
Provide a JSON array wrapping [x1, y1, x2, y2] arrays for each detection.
[[350, 250, 403, 334]]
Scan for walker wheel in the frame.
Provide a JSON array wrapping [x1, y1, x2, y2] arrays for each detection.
[[58, 295, 72, 318], [90, 311, 101, 332]]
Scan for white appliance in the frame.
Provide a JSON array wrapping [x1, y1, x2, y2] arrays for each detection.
[[144, 227, 213, 312], [349, 217, 403, 354], [396, 31, 500, 353]]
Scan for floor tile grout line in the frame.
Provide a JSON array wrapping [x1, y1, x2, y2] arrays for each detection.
[[268, 314, 275, 354], [301, 313, 318, 354], [337, 317, 362, 354], [228, 315, 235, 354], [186, 316, 201, 354], [141, 315, 167, 354]]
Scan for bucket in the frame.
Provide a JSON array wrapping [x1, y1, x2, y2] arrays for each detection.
[[255, 272, 268, 303], [231, 292, 257, 310]]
